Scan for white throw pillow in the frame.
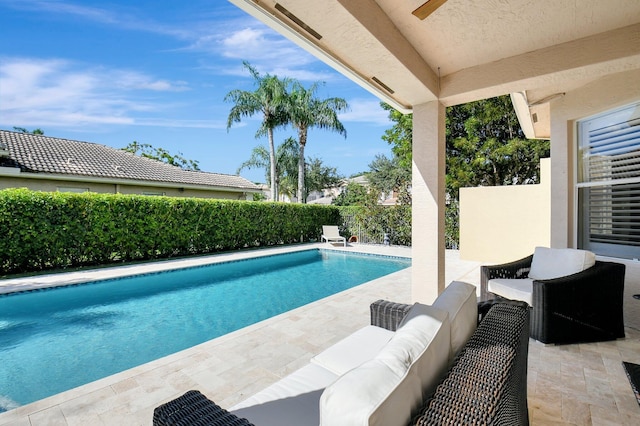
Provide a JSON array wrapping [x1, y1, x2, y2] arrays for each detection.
[[319, 359, 403, 426], [432, 281, 478, 357], [528, 247, 596, 280], [320, 306, 450, 426]]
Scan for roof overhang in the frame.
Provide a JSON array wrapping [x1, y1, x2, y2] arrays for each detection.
[[229, 0, 640, 133], [230, 0, 417, 113]]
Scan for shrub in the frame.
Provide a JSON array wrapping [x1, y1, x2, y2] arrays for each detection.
[[338, 205, 411, 246], [0, 189, 340, 274]]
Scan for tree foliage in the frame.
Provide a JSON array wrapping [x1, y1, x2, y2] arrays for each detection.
[[122, 141, 200, 171], [446, 96, 550, 198], [284, 81, 348, 203], [304, 157, 342, 199], [370, 104, 413, 205], [237, 138, 342, 202], [225, 62, 289, 201], [379, 95, 550, 247], [13, 127, 44, 135], [333, 181, 372, 206], [367, 154, 412, 204], [227, 63, 348, 203], [380, 103, 412, 168]]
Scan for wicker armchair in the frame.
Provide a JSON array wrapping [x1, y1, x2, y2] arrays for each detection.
[[481, 255, 626, 344]]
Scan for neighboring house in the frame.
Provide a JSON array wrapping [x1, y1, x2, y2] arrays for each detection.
[[0, 130, 261, 200], [307, 175, 398, 205]]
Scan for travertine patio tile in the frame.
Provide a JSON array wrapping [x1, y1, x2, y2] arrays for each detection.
[[0, 410, 30, 426], [1, 246, 639, 425], [561, 396, 592, 425], [529, 395, 563, 424], [110, 377, 140, 395], [28, 405, 68, 426], [614, 390, 640, 415]]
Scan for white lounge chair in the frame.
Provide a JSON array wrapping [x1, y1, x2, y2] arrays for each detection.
[[321, 226, 346, 247]]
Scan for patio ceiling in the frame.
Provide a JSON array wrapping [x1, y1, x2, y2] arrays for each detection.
[[230, 0, 640, 137]]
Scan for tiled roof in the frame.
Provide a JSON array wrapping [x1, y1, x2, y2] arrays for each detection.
[[0, 130, 260, 191]]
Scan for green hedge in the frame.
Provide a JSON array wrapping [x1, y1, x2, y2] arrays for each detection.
[[0, 189, 340, 274], [338, 205, 411, 246]]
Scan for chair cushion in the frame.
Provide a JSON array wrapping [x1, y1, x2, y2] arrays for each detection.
[[230, 362, 338, 426], [231, 363, 338, 412], [310, 325, 395, 375], [488, 278, 534, 306], [320, 306, 450, 426], [528, 247, 596, 280], [432, 281, 478, 357]]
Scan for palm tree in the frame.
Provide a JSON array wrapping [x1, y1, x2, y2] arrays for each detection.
[[285, 82, 348, 203], [236, 137, 300, 201], [225, 62, 289, 201]]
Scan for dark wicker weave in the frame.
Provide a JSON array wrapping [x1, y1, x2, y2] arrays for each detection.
[[481, 255, 626, 344], [370, 299, 413, 331], [153, 390, 255, 426], [412, 301, 530, 426], [623, 362, 640, 406]]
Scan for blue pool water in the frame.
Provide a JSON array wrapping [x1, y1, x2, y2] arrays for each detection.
[[0, 249, 410, 411]]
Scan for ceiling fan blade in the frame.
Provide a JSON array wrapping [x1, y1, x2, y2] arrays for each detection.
[[412, 0, 448, 20]]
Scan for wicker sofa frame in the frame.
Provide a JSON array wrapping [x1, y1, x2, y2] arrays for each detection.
[[154, 300, 530, 426], [480, 255, 625, 344]]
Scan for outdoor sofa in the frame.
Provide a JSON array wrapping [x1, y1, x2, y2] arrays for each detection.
[[481, 246, 625, 344], [154, 281, 531, 426]]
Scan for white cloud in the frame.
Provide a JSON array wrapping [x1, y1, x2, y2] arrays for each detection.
[[0, 57, 208, 129], [111, 71, 190, 92], [339, 99, 391, 126], [0, 0, 119, 23], [210, 25, 335, 82]]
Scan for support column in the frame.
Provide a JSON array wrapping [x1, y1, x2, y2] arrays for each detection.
[[411, 101, 446, 303]]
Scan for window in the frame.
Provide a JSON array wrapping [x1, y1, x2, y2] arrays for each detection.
[[577, 103, 640, 259], [141, 191, 166, 196]]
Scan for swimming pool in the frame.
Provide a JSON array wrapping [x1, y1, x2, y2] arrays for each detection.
[[0, 249, 410, 411]]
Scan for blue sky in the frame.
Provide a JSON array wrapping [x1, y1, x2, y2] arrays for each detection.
[[0, 0, 394, 183]]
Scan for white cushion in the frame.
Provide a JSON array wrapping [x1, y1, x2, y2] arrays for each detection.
[[319, 359, 403, 426], [311, 325, 395, 375], [231, 363, 338, 411], [432, 281, 478, 357], [488, 278, 534, 306], [528, 247, 596, 280], [320, 306, 451, 426], [397, 302, 431, 329]]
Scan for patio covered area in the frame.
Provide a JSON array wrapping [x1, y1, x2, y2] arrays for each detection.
[[220, 0, 640, 424], [229, 0, 640, 302]]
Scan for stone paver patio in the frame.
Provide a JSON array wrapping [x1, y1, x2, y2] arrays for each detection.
[[0, 243, 638, 425]]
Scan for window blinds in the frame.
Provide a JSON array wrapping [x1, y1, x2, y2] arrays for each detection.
[[579, 104, 640, 258]]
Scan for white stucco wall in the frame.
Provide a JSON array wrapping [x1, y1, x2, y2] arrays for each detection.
[[459, 158, 551, 264]]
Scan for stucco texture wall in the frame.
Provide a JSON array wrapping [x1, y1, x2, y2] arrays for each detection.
[[459, 158, 551, 264], [0, 175, 251, 200]]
